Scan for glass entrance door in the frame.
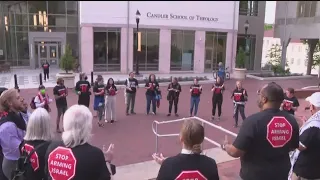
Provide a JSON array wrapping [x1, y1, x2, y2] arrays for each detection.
[[37, 43, 59, 68]]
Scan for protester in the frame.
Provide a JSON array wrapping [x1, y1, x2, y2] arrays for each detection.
[[145, 74, 159, 115], [45, 105, 116, 180], [222, 82, 299, 180], [34, 85, 52, 112], [42, 60, 50, 81], [152, 119, 219, 180], [217, 62, 225, 81], [53, 78, 68, 133], [124, 72, 139, 115], [290, 92, 320, 180], [75, 73, 91, 108], [189, 78, 202, 117], [231, 81, 248, 127], [93, 75, 105, 126], [167, 77, 181, 117], [20, 99, 31, 124], [281, 87, 299, 115], [0, 89, 26, 179], [211, 76, 225, 121], [21, 108, 52, 180], [105, 78, 118, 123]]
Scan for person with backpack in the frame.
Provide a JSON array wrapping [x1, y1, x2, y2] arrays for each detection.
[[42, 60, 50, 81], [11, 108, 52, 180], [32, 85, 52, 112], [53, 78, 68, 133], [0, 89, 26, 179], [75, 73, 91, 108]]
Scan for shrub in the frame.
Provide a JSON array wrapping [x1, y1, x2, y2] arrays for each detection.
[[60, 44, 75, 73], [236, 47, 246, 68]]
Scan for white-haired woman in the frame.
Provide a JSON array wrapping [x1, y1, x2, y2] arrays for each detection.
[[20, 108, 52, 180], [45, 105, 116, 180]]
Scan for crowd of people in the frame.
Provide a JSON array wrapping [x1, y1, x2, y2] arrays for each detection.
[[0, 70, 319, 180]]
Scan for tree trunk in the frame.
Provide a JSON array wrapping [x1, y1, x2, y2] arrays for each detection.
[[307, 39, 318, 75]]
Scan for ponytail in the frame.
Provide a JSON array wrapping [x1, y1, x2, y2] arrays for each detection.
[[191, 144, 202, 154]]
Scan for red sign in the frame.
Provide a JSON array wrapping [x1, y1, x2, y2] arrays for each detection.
[[80, 84, 88, 93], [283, 100, 293, 111], [58, 88, 66, 96], [48, 147, 77, 180], [266, 116, 293, 148], [175, 170, 207, 180], [214, 87, 221, 94], [234, 93, 242, 101], [22, 144, 40, 171]]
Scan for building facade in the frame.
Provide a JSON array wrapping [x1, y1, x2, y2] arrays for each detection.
[[0, 1, 265, 74]]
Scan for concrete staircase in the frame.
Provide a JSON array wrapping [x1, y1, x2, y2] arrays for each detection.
[[113, 147, 237, 180]]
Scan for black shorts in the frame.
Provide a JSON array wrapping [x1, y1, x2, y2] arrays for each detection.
[[57, 105, 67, 117]]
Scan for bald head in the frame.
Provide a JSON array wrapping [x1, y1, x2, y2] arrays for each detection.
[[260, 82, 284, 105]]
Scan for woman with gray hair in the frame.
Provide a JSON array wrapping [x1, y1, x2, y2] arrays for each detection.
[[20, 108, 52, 180], [45, 105, 116, 180]]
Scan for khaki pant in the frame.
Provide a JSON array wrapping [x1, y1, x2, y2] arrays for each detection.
[[292, 173, 320, 180]]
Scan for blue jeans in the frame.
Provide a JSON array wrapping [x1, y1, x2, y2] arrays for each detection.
[[146, 95, 156, 114], [190, 96, 200, 116]]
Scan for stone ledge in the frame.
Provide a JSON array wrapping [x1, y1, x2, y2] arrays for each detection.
[[247, 74, 312, 81], [295, 89, 320, 99]]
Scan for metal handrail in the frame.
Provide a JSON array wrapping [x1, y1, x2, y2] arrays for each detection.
[[152, 116, 238, 153]]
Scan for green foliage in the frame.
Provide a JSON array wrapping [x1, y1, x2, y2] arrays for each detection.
[[60, 44, 75, 73], [304, 41, 320, 69], [236, 47, 246, 68], [264, 24, 273, 31], [266, 44, 290, 74]]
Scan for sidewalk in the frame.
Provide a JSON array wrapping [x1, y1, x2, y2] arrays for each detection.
[[0, 69, 214, 89]]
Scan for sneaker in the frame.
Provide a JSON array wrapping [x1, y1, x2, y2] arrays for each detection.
[[110, 120, 114, 123], [104, 119, 108, 123], [211, 116, 215, 121], [167, 113, 171, 116], [152, 112, 156, 115]]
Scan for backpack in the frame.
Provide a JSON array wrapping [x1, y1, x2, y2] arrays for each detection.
[[30, 95, 41, 110], [11, 142, 47, 180]]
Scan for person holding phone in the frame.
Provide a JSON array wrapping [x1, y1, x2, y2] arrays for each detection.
[[167, 77, 181, 117]]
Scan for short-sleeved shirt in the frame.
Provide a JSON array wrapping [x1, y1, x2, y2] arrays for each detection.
[[282, 96, 299, 115], [232, 88, 248, 102], [45, 142, 113, 180], [145, 81, 159, 96], [124, 78, 139, 94], [75, 80, 91, 96], [167, 83, 182, 99], [233, 108, 299, 180], [105, 84, 118, 96], [53, 85, 67, 107], [212, 82, 225, 97], [93, 83, 105, 98], [190, 84, 202, 97], [293, 126, 320, 179]]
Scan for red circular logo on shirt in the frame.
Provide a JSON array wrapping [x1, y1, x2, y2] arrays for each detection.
[[266, 116, 293, 148], [22, 144, 40, 171], [175, 170, 207, 180], [48, 147, 77, 180]]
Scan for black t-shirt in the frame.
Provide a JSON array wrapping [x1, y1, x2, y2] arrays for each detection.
[[93, 83, 105, 98], [42, 63, 50, 70], [145, 81, 159, 96], [167, 83, 182, 99], [282, 96, 299, 115], [232, 88, 248, 102], [45, 141, 113, 180], [53, 85, 68, 107], [22, 140, 50, 180], [212, 83, 225, 97], [157, 153, 219, 180], [190, 84, 202, 97], [293, 127, 320, 179], [105, 84, 118, 96], [233, 108, 299, 180], [124, 78, 139, 94], [75, 80, 91, 96]]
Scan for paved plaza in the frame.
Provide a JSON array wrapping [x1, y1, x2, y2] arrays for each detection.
[[16, 75, 318, 179]]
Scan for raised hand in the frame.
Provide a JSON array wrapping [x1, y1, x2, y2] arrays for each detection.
[[152, 153, 166, 165], [103, 143, 115, 162]]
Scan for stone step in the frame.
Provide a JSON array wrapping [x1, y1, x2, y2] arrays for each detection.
[[113, 147, 237, 180]]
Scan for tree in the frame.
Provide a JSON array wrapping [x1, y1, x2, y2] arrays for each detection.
[[60, 44, 75, 74], [236, 47, 246, 68], [302, 39, 319, 75], [264, 24, 273, 31], [266, 44, 289, 74], [303, 39, 320, 72]]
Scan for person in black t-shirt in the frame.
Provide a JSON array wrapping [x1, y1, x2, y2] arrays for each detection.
[[124, 72, 139, 115], [189, 78, 202, 117], [222, 82, 299, 180], [145, 74, 159, 115], [167, 77, 182, 117], [22, 108, 52, 180], [53, 78, 68, 133], [231, 81, 248, 127], [281, 87, 299, 115], [75, 73, 91, 108], [42, 60, 50, 81], [93, 75, 105, 126], [211, 76, 225, 121], [290, 92, 320, 180], [45, 105, 116, 180], [152, 119, 219, 180]]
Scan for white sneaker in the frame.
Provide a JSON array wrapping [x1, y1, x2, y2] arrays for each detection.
[[104, 119, 108, 123]]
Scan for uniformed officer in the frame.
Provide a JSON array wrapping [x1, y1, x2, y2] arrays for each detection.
[[221, 82, 299, 180]]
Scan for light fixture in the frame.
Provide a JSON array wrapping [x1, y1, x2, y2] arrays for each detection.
[[33, 14, 37, 26], [137, 32, 141, 52], [39, 11, 43, 26], [136, 10, 141, 21], [43, 11, 48, 31]]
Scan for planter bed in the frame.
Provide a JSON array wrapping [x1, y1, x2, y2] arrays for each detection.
[[252, 73, 303, 78], [114, 76, 209, 85]]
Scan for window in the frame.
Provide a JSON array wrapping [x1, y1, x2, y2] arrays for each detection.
[[239, 1, 259, 16], [204, 32, 227, 71], [93, 28, 121, 71], [297, 1, 317, 17], [290, 58, 294, 65], [237, 34, 256, 70], [133, 29, 160, 71], [297, 59, 301, 65], [170, 30, 195, 71]]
